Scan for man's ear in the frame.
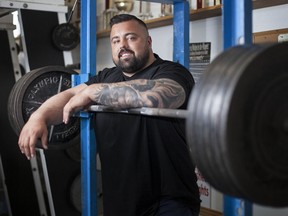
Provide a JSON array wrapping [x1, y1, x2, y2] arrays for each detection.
[[148, 36, 152, 47]]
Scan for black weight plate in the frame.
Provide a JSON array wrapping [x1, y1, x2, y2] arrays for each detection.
[[52, 23, 80, 51], [187, 46, 252, 200], [188, 44, 269, 203], [65, 143, 81, 162], [69, 171, 103, 214], [70, 174, 81, 212], [188, 46, 259, 199], [212, 46, 266, 202], [206, 46, 263, 199], [227, 43, 288, 206], [187, 43, 288, 207], [8, 66, 80, 150], [8, 72, 32, 134]]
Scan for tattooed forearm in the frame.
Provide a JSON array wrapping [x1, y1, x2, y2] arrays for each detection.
[[91, 78, 185, 109], [97, 84, 145, 107]]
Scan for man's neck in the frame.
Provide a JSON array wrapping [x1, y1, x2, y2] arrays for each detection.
[[123, 53, 156, 77]]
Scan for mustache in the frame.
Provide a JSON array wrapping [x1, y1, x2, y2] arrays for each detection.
[[118, 47, 134, 58]]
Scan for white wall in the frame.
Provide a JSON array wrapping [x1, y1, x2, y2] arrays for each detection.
[[95, 3, 288, 215]]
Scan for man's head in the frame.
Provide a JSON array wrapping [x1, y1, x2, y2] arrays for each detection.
[[110, 13, 148, 31], [109, 14, 155, 76]]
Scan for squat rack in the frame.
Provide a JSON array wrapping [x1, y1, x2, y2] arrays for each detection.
[[76, 0, 254, 215]]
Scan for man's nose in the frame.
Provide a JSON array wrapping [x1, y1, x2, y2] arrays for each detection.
[[120, 47, 128, 52], [119, 39, 128, 49]]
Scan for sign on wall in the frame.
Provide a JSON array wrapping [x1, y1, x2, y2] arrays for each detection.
[[189, 42, 211, 83], [195, 167, 211, 208]]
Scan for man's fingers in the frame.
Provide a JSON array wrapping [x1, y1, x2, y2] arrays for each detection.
[[20, 138, 33, 160], [19, 135, 28, 157], [18, 137, 25, 154], [41, 133, 48, 150], [63, 103, 72, 124], [63, 90, 92, 124], [63, 100, 83, 124], [18, 128, 42, 160]]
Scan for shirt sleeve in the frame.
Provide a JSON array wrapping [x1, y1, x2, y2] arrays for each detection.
[[152, 61, 195, 109]]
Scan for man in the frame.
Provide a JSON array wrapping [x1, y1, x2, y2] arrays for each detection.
[[18, 14, 201, 216]]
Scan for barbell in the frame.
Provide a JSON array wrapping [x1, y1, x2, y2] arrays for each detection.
[[8, 42, 288, 207]]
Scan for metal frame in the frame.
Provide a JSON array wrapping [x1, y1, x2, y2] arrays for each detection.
[[0, 22, 22, 82], [222, 0, 253, 215], [223, 0, 253, 49], [29, 154, 50, 216], [0, 19, 49, 215], [0, 156, 12, 216], [0, 1, 67, 13], [173, 1, 189, 68], [17, 8, 76, 215], [77, 0, 97, 215]]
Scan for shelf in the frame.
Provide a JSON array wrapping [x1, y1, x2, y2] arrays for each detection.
[[97, 5, 222, 38], [253, 0, 288, 9], [97, 14, 176, 38], [96, 0, 288, 38], [189, 5, 222, 20]]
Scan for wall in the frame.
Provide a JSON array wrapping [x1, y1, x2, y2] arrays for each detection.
[[95, 3, 288, 216]]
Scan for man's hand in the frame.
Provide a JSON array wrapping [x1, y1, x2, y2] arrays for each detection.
[[18, 115, 48, 160], [17, 83, 88, 160], [63, 87, 93, 124]]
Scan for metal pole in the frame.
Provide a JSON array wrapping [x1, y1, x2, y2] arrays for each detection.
[[173, 0, 190, 69], [223, 0, 253, 49], [78, 0, 97, 215], [222, 0, 253, 215]]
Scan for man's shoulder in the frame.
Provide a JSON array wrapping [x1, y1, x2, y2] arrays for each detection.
[[86, 67, 122, 84], [153, 54, 188, 70]]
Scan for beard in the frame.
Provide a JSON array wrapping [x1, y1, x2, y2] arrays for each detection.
[[113, 48, 150, 74]]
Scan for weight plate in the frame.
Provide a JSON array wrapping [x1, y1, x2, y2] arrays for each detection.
[[70, 171, 103, 214], [52, 23, 80, 51], [230, 43, 288, 206], [189, 46, 257, 198], [188, 43, 288, 207], [8, 66, 80, 150], [70, 174, 81, 213], [207, 46, 262, 199], [65, 143, 81, 162]]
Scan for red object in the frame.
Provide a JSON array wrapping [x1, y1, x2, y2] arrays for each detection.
[[197, 0, 202, 9]]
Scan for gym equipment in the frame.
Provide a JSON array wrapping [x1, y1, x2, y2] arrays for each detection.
[[52, 0, 80, 51], [7, 42, 288, 207], [8, 65, 80, 150]]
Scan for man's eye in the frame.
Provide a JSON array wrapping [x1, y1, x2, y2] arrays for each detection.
[[127, 36, 136, 41], [112, 40, 119, 44]]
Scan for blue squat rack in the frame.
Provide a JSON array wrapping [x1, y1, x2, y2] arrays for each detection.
[[75, 0, 254, 215]]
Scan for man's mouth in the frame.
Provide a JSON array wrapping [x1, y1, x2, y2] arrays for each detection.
[[119, 50, 133, 59]]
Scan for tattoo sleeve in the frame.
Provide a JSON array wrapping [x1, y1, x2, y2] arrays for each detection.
[[91, 78, 186, 109]]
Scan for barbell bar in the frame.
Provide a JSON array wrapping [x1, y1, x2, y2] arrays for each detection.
[[88, 105, 189, 119], [7, 42, 288, 208]]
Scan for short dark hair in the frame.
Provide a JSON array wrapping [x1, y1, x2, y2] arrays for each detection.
[[109, 14, 148, 30]]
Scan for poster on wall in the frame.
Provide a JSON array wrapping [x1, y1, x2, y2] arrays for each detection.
[[189, 42, 211, 83], [195, 167, 211, 208]]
